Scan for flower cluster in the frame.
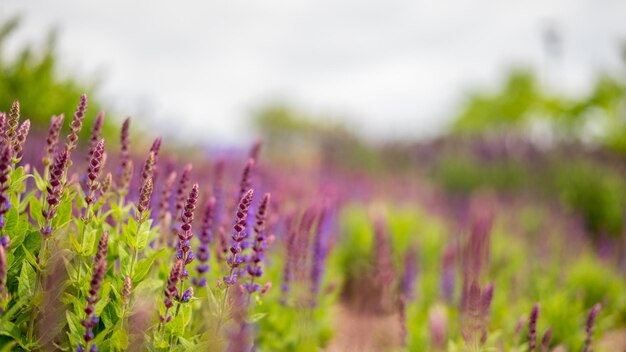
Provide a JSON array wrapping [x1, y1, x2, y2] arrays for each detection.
[[224, 189, 254, 285], [193, 196, 215, 287], [245, 193, 270, 293]]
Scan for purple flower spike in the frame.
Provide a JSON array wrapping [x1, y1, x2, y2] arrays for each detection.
[[225, 189, 254, 285], [161, 259, 183, 322], [12, 119, 30, 161], [84, 139, 105, 210], [117, 118, 132, 192], [237, 159, 254, 205], [41, 148, 70, 237], [246, 193, 270, 291], [540, 327, 552, 352], [81, 258, 106, 349], [401, 246, 419, 301], [87, 112, 105, 162], [66, 94, 88, 154], [5, 100, 20, 143], [528, 303, 539, 351], [174, 164, 192, 223], [583, 303, 602, 352], [44, 114, 65, 167], [0, 143, 11, 230], [135, 177, 154, 221], [193, 196, 215, 287]]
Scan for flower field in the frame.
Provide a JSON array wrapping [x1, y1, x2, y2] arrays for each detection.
[[0, 93, 622, 352]]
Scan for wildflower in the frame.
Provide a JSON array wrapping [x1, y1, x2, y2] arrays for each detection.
[[66, 94, 88, 154], [12, 119, 30, 162], [528, 303, 539, 351], [41, 148, 70, 237], [99, 173, 112, 198], [84, 139, 105, 210], [181, 287, 193, 302], [224, 189, 254, 285], [193, 196, 215, 287], [0, 113, 6, 143], [0, 143, 12, 230], [161, 259, 183, 323], [140, 151, 156, 184], [117, 118, 132, 192], [157, 171, 177, 227], [79, 258, 107, 352], [401, 246, 418, 301], [43, 114, 64, 166], [150, 137, 162, 158], [583, 303, 602, 352], [122, 276, 132, 305], [5, 100, 20, 143], [245, 193, 270, 293], [94, 231, 109, 264], [310, 207, 332, 302], [176, 184, 199, 281], [174, 164, 192, 222], [87, 112, 105, 161], [540, 327, 552, 352], [237, 159, 254, 205], [135, 177, 153, 222]]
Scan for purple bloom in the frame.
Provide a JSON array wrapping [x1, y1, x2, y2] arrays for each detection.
[[84, 139, 105, 211], [161, 259, 183, 322], [224, 189, 254, 285], [401, 245, 419, 301], [117, 118, 132, 192], [12, 119, 30, 161], [81, 258, 107, 350], [87, 112, 105, 162], [66, 94, 88, 154], [41, 148, 69, 237], [0, 143, 11, 230], [245, 193, 270, 293], [5, 100, 20, 143], [174, 164, 192, 223], [135, 177, 153, 221], [43, 114, 64, 167], [193, 196, 215, 287], [528, 303, 540, 351], [583, 303, 602, 352]]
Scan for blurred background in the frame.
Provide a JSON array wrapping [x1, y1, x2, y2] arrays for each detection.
[[2, 1, 626, 241]]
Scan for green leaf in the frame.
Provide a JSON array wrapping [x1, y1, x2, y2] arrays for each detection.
[[52, 193, 74, 230], [132, 257, 154, 283], [29, 196, 44, 228], [110, 328, 129, 350], [135, 219, 152, 250], [17, 261, 36, 298], [32, 168, 46, 192], [65, 311, 82, 344], [247, 312, 267, 324], [82, 227, 98, 256]]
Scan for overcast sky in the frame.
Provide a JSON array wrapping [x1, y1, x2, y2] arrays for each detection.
[[2, 0, 626, 146]]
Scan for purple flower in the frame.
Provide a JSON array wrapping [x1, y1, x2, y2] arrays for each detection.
[[66, 94, 88, 154], [41, 148, 70, 237], [528, 303, 539, 351], [245, 193, 270, 293], [5, 100, 20, 143], [440, 246, 455, 303], [140, 151, 156, 185], [11, 119, 30, 161], [87, 112, 105, 162], [161, 259, 183, 322], [84, 139, 105, 210], [541, 327, 552, 352], [224, 189, 254, 285], [81, 258, 107, 350], [157, 171, 177, 228], [0, 143, 12, 230], [94, 231, 109, 264], [193, 196, 215, 287], [237, 159, 254, 206], [174, 164, 192, 223], [583, 303, 602, 352], [117, 118, 132, 192], [43, 114, 64, 167], [181, 287, 193, 302], [135, 177, 153, 221], [401, 246, 419, 301]]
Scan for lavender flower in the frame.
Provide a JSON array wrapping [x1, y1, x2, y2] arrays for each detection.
[[161, 259, 183, 323], [150, 137, 162, 158], [181, 287, 193, 302], [84, 139, 105, 212], [583, 303, 602, 352], [43, 114, 64, 167], [0, 143, 12, 230], [12, 119, 30, 162], [157, 171, 177, 228], [87, 112, 105, 161], [66, 94, 88, 154], [135, 177, 153, 222], [245, 193, 270, 293], [528, 303, 539, 351], [193, 196, 215, 287], [5, 100, 20, 143], [0, 113, 6, 143], [224, 189, 254, 285], [41, 148, 70, 237], [176, 183, 199, 279], [79, 258, 107, 352]]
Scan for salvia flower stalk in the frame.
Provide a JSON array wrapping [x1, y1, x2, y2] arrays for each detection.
[[135, 177, 154, 222], [5, 100, 20, 144], [83, 139, 105, 219], [193, 196, 215, 287], [0, 143, 12, 230], [117, 117, 132, 193], [87, 112, 105, 161], [583, 303, 601, 352], [41, 148, 70, 237], [66, 94, 88, 155], [528, 303, 539, 351], [175, 183, 199, 281], [12, 119, 30, 163], [77, 258, 107, 352], [245, 193, 270, 294], [43, 114, 65, 167], [540, 327, 552, 352], [0, 113, 6, 144], [174, 164, 192, 223], [224, 189, 254, 285], [161, 259, 183, 325]]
